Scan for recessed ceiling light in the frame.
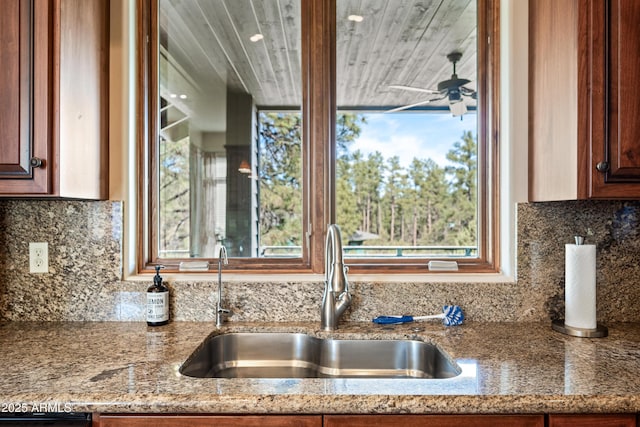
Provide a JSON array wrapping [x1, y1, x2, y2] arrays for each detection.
[[170, 93, 177, 98], [250, 33, 264, 42], [179, 94, 187, 99], [348, 15, 364, 22]]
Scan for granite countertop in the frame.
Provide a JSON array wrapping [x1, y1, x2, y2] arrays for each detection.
[[1, 321, 640, 415]]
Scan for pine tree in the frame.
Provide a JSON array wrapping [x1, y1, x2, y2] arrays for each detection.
[[444, 130, 477, 246], [384, 156, 404, 243], [158, 135, 190, 256], [258, 113, 303, 247]]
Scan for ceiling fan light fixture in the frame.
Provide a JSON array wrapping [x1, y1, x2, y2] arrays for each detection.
[[238, 160, 252, 174], [449, 100, 467, 117]]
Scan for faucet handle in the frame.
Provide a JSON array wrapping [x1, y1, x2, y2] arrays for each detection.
[[215, 307, 232, 328]]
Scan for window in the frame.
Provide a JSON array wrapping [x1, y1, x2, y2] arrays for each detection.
[[138, 0, 499, 274]]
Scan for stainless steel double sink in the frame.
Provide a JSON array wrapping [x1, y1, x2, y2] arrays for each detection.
[[180, 332, 460, 379]]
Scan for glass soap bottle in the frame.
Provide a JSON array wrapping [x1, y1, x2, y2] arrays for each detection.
[[147, 265, 169, 326]]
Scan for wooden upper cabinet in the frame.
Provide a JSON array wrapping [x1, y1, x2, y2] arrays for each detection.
[[0, 0, 109, 199], [529, 0, 640, 200]]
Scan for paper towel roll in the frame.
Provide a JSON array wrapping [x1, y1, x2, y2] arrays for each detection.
[[565, 244, 597, 329]]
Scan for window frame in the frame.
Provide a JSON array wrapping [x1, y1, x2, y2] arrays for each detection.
[[137, 0, 500, 275]]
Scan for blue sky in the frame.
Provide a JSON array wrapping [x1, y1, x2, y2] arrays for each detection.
[[350, 112, 477, 168]]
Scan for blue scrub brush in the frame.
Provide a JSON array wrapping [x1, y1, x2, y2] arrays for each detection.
[[372, 305, 464, 326]]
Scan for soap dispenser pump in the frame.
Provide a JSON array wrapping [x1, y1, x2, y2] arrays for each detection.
[[147, 265, 169, 326]]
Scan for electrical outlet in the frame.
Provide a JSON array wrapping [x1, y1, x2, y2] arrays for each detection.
[[29, 242, 48, 273]]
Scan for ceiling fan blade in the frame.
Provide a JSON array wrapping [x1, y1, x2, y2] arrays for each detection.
[[389, 85, 440, 94], [386, 99, 435, 113], [460, 89, 477, 101], [385, 96, 446, 113]]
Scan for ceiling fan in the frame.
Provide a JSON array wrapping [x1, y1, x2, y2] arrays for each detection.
[[388, 51, 476, 117]]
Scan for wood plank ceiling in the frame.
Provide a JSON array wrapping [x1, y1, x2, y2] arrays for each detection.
[[159, 0, 477, 132]]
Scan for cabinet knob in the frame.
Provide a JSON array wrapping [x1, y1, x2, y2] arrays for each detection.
[[596, 161, 609, 172], [30, 157, 43, 168]]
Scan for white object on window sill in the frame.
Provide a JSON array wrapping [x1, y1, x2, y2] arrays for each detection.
[[427, 260, 459, 271], [178, 261, 210, 271]]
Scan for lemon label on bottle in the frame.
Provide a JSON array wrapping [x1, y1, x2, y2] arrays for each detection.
[[147, 291, 169, 322]]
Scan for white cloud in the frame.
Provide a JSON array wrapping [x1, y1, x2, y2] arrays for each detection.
[[353, 133, 450, 167], [350, 113, 471, 168]]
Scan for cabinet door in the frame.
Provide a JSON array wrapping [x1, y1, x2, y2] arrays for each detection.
[[588, 0, 640, 197], [95, 414, 322, 427], [0, 0, 30, 178], [0, 0, 51, 194], [548, 414, 636, 427], [323, 414, 544, 427]]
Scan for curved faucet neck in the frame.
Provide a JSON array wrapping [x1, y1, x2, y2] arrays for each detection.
[[325, 224, 346, 293], [216, 245, 230, 328], [321, 224, 351, 330], [218, 245, 228, 267]]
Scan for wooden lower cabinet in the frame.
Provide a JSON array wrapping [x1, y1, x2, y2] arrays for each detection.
[[324, 414, 544, 427], [94, 413, 638, 427], [93, 414, 322, 427], [548, 414, 636, 427], [94, 414, 543, 427]]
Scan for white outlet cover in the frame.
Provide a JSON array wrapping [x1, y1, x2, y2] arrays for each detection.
[[29, 242, 48, 273]]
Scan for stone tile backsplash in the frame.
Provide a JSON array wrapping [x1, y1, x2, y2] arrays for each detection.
[[0, 201, 122, 320], [1, 199, 640, 322], [517, 200, 640, 322]]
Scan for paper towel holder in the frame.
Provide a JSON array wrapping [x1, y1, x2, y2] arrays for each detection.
[[552, 235, 608, 338], [552, 319, 608, 338]]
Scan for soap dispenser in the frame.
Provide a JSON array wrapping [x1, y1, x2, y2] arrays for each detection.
[[147, 265, 169, 326]]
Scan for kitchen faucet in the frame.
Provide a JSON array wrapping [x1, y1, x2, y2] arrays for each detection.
[[216, 245, 230, 328], [321, 224, 352, 330]]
